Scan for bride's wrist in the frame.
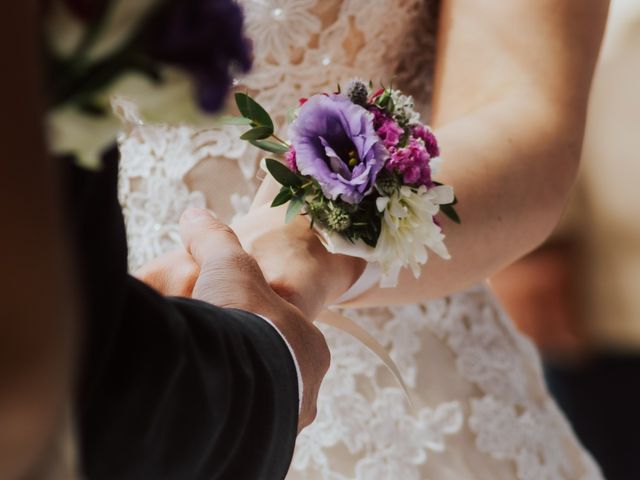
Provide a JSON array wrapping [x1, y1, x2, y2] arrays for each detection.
[[322, 250, 366, 305]]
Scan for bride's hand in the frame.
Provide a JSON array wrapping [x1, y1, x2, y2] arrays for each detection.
[[231, 204, 365, 318], [135, 249, 200, 298]]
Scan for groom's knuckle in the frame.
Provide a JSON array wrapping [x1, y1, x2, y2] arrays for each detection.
[[204, 221, 238, 241], [229, 251, 261, 277]]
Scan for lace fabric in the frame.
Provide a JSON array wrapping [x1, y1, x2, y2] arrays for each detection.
[[117, 0, 602, 478]]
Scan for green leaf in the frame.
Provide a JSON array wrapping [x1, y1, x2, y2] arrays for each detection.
[[440, 204, 461, 224], [271, 187, 293, 207], [250, 139, 290, 154], [240, 126, 273, 141], [376, 90, 392, 109], [285, 197, 305, 223], [235, 92, 273, 129], [218, 116, 253, 126], [265, 158, 302, 187]]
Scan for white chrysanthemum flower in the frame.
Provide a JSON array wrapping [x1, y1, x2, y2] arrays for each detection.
[[390, 89, 421, 126], [373, 185, 454, 287]]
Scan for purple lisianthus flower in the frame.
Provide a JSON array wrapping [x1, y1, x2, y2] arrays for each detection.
[[289, 94, 387, 204], [387, 138, 433, 186], [146, 0, 252, 112]]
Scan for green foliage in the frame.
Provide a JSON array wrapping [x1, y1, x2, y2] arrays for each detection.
[[271, 187, 293, 207], [234, 92, 273, 130], [265, 158, 303, 187], [440, 204, 461, 224], [240, 126, 273, 140], [285, 197, 305, 224], [249, 139, 290, 154]]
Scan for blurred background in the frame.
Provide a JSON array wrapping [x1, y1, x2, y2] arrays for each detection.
[[492, 1, 640, 478]]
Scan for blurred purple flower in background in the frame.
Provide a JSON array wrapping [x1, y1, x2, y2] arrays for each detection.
[[146, 0, 252, 112], [63, 0, 109, 21], [290, 94, 387, 204]]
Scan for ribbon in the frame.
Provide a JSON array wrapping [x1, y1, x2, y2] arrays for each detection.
[[317, 308, 412, 405]]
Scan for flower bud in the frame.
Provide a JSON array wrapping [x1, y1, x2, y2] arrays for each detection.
[[326, 203, 352, 232], [346, 80, 369, 106]]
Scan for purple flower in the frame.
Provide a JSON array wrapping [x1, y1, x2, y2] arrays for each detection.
[[146, 0, 252, 112], [289, 94, 387, 204], [58, 0, 109, 21], [387, 138, 433, 186]]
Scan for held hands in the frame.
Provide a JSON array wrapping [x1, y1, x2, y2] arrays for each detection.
[[145, 208, 330, 429], [138, 205, 365, 320]]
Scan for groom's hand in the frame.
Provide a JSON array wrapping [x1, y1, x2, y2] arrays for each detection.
[[177, 208, 329, 430]]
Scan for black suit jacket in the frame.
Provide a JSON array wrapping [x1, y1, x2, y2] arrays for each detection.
[[64, 148, 299, 480]]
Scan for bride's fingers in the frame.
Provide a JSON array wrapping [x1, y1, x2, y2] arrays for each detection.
[[135, 249, 199, 297]]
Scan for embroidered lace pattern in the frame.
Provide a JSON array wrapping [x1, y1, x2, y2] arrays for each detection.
[[117, 1, 602, 478]]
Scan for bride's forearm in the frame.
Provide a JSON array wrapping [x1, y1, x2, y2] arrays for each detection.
[[249, 94, 583, 308], [345, 92, 583, 307], [249, 89, 587, 309], [344, 0, 609, 306]]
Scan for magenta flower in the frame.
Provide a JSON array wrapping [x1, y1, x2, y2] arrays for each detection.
[[412, 124, 440, 158], [289, 94, 387, 204], [377, 118, 403, 149], [386, 138, 433, 186], [285, 146, 298, 172], [370, 107, 403, 148]]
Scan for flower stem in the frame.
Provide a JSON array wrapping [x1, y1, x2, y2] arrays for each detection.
[[271, 133, 289, 146]]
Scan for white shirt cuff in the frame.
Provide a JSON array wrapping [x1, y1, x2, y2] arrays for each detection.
[[254, 314, 303, 414]]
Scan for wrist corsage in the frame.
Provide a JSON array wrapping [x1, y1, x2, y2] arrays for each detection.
[[233, 80, 459, 287]]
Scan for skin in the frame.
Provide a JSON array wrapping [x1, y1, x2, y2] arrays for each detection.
[[177, 209, 330, 430], [247, 0, 611, 307], [0, 1, 77, 478], [140, 1, 610, 309]]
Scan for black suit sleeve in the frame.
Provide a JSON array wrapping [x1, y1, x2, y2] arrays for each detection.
[[64, 148, 299, 480]]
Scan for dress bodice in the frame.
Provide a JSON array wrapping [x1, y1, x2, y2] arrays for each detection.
[[238, 0, 438, 117]]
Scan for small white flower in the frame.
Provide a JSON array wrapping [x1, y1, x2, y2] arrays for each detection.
[[373, 185, 453, 287], [390, 89, 421, 126]]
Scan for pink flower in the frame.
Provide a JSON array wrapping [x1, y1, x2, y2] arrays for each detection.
[[377, 118, 404, 149], [412, 124, 439, 157], [285, 145, 299, 172], [370, 107, 404, 149], [386, 138, 433, 186]]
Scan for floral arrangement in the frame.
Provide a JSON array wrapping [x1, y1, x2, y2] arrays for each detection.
[[42, 0, 251, 167], [233, 80, 459, 287]]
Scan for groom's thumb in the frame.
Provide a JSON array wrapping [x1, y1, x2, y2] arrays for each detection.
[[179, 208, 265, 307], [179, 208, 244, 268]]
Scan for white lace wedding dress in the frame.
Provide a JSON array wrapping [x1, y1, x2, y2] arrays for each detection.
[[117, 1, 603, 478]]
